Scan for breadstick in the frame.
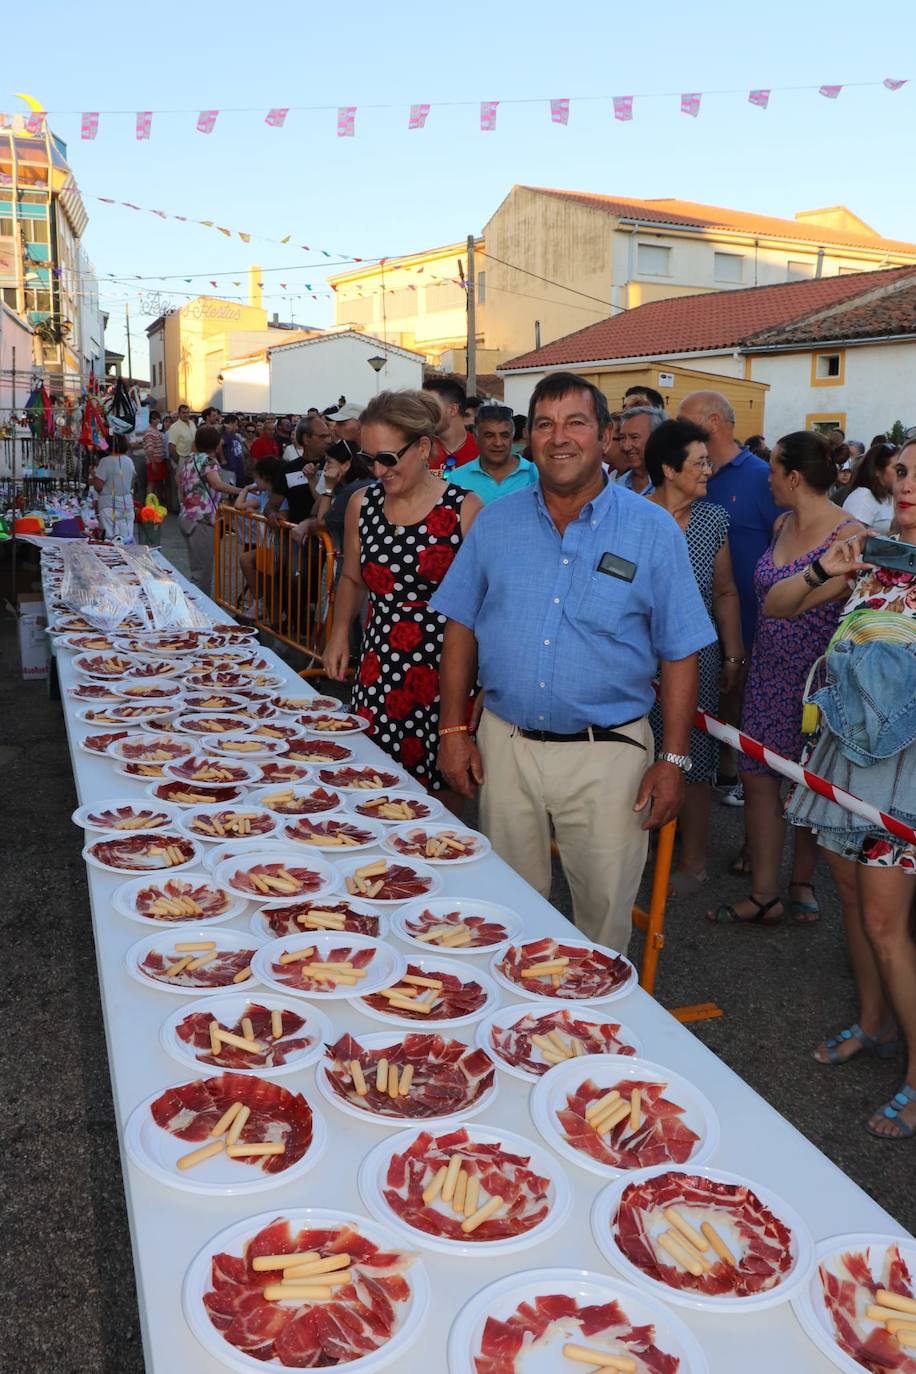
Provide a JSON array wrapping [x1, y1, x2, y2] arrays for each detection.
[[177, 1140, 225, 1171]]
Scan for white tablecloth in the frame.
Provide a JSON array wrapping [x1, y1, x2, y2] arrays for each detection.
[[50, 553, 909, 1374]]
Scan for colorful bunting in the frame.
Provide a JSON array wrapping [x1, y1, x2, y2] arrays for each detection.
[[748, 89, 770, 109], [680, 92, 701, 117], [408, 103, 430, 129], [480, 100, 499, 131], [613, 96, 633, 122], [81, 112, 99, 140], [136, 111, 152, 140], [884, 78, 907, 90], [239, 232, 251, 243], [196, 110, 219, 134], [25, 112, 45, 135], [550, 99, 569, 125], [337, 106, 357, 137], [265, 107, 289, 127], [819, 85, 842, 99]]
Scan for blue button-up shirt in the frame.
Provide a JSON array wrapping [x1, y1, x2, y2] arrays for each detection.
[[450, 455, 539, 505], [705, 447, 783, 648], [430, 479, 715, 732], [618, 468, 655, 496]]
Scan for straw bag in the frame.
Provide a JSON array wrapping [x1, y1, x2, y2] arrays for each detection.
[[801, 610, 916, 733]]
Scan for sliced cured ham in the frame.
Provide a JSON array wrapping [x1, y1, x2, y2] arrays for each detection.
[[269, 944, 375, 993], [474, 1292, 680, 1374], [70, 682, 123, 701], [176, 714, 251, 734], [613, 1170, 794, 1298], [283, 817, 377, 848], [387, 828, 482, 861], [250, 721, 303, 740], [116, 736, 190, 762], [87, 832, 196, 871], [344, 862, 434, 902], [83, 804, 172, 830], [187, 670, 265, 690], [139, 947, 255, 988], [134, 878, 233, 919], [352, 794, 436, 823], [74, 654, 135, 677], [117, 680, 179, 699], [260, 786, 342, 816], [283, 740, 353, 764], [169, 756, 254, 784], [407, 908, 509, 949], [324, 1033, 495, 1121], [109, 704, 176, 722], [383, 1128, 551, 1243], [228, 861, 328, 898], [125, 658, 178, 678], [152, 781, 245, 805], [319, 765, 404, 790], [498, 938, 631, 1000], [362, 963, 487, 1022], [298, 713, 365, 732], [120, 761, 166, 778], [820, 1244, 916, 1374], [261, 900, 381, 939], [558, 1078, 699, 1170], [187, 809, 276, 839], [82, 730, 129, 753], [183, 693, 249, 712], [258, 761, 314, 784], [203, 1216, 415, 1366], [176, 1004, 312, 1069], [150, 1072, 312, 1173], [490, 1009, 636, 1075]]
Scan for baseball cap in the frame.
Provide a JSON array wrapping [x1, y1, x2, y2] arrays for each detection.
[[331, 403, 363, 423]]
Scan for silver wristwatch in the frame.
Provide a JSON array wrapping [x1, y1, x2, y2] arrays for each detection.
[[659, 751, 693, 773]]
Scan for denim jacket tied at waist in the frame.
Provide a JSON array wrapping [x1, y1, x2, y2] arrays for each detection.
[[811, 639, 916, 767]]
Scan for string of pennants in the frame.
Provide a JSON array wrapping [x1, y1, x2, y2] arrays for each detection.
[[5, 79, 910, 141]]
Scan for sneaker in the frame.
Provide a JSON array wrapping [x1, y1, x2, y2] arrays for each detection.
[[721, 783, 745, 807], [714, 771, 739, 791]]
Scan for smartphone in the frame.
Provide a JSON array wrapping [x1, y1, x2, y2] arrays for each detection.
[[597, 551, 637, 583], [862, 535, 916, 573]]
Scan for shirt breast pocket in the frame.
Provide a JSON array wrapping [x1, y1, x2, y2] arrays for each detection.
[[575, 573, 633, 638]]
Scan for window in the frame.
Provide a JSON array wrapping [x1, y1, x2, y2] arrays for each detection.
[[810, 349, 845, 387], [2, 286, 16, 308], [714, 252, 744, 284], [26, 219, 49, 244], [637, 243, 671, 276], [339, 296, 374, 327], [787, 259, 815, 281], [385, 288, 416, 321], [837, 266, 860, 276], [425, 281, 465, 311], [806, 412, 846, 435], [477, 271, 485, 306]]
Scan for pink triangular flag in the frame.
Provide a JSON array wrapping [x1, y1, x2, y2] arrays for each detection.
[[884, 78, 907, 91], [265, 107, 288, 127], [480, 100, 499, 131], [819, 85, 842, 99], [550, 98, 569, 125], [25, 112, 44, 135], [81, 112, 99, 140], [680, 92, 701, 117], [613, 96, 633, 122], [197, 109, 219, 134], [748, 89, 770, 109], [408, 103, 430, 130], [136, 111, 152, 140], [337, 106, 357, 137]]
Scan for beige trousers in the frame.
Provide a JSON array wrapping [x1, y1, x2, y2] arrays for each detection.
[[478, 709, 651, 953]]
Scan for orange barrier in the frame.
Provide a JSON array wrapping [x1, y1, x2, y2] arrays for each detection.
[[212, 504, 337, 678]]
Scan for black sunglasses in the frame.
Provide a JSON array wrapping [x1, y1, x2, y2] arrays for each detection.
[[357, 437, 419, 470]]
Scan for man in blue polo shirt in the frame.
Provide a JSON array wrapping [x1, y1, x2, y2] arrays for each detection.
[[451, 402, 538, 505], [431, 372, 715, 953]]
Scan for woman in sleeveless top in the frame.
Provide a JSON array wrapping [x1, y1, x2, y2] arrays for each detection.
[[323, 391, 482, 798], [708, 431, 864, 927]]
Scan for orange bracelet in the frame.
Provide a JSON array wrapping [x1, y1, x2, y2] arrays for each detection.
[[439, 725, 468, 738]]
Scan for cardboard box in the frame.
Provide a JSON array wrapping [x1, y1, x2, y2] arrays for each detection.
[[18, 594, 49, 681]]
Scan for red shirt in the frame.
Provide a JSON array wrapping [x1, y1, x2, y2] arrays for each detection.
[[432, 431, 478, 471], [250, 435, 281, 461]]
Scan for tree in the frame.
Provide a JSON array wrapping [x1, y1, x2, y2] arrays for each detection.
[[888, 420, 907, 446]]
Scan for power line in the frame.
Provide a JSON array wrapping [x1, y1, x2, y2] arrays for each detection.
[[478, 250, 625, 312]]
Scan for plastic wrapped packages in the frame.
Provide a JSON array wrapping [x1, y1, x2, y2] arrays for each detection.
[[58, 544, 143, 632], [118, 545, 213, 629]]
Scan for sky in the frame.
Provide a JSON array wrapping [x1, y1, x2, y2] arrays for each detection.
[[12, 0, 916, 376]]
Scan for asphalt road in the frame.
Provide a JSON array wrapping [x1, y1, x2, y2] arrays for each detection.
[[2, 524, 912, 1373]]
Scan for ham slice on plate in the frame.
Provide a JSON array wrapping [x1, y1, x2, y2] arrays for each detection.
[[176, 1006, 312, 1070], [362, 963, 487, 1023], [325, 1033, 494, 1121], [820, 1244, 916, 1374], [489, 1008, 635, 1075], [497, 937, 632, 1000], [474, 1291, 681, 1374], [140, 947, 255, 989], [134, 878, 232, 919], [150, 1072, 312, 1174], [558, 1078, 699, 1170], [260, 900, 381, 939], [269, 944, 375, 993]]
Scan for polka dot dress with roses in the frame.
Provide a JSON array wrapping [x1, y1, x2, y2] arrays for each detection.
[[351, 482, 469, 790]]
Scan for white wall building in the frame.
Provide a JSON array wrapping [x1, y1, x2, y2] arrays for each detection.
[[267, 331, 425, 414], [221, 354, 269, 413], [0, 301, 36, 411]]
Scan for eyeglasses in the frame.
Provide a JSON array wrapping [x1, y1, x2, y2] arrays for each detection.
[[357, 437, 418, 469]]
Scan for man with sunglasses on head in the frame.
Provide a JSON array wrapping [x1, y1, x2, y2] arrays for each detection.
[[451, 402, 538, 505]]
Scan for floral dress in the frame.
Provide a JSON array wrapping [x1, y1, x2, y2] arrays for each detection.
[[351, 482, 469, 790]]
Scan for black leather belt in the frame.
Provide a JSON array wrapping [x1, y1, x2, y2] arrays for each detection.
[[515, 721, 645, 748]]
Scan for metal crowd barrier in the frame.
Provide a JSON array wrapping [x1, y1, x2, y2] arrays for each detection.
[[212, 504, 337, 678]]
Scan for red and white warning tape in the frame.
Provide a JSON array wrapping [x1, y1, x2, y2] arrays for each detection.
[[695, 706, 916, 848]]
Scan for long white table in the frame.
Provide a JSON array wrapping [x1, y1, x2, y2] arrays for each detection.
[[50, 551, 910, 1374]]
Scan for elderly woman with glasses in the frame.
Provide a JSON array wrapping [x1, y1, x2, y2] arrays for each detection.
[[643, 418, 745, 895], [323, 390, 482, 800]]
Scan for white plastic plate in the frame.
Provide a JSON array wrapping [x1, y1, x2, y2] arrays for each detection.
[[490, 937, 638, 1006], [124, 928, 263, 996], [357, 954, 501, 1031], [159, 992, 333, 1078], [82, 829, 202, 875], [332, 855, 444, 907], [177, 804, 281, 845], [279, 811, 385, 853], [112, 871, 248, 927], [344, 790, 445, 826], [381, 823, 491, 866], [71, 797, 179, 833], [475, 1000, 643, 1083], [214, 850, 341, 905], [391, 898, 524, 957], [251, 930, 403, 1001]]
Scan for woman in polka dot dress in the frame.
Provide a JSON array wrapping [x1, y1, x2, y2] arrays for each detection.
[[323, 390, 482, 796]]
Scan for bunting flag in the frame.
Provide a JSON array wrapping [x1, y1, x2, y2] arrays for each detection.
[[265, 107, 289, 127], [884, 77, 907, 90], [480, 100, 499, 131], [748, 88, 770, 109], [337, 106, 356, 137], [613, 95, 633, 122], [238, 232, 251, 243], [25, 112, 45, 134], [680, 92, 702, 117], [550, 99, 569, 125], [819, 84, 842, 99], [408, 103, 430, 129], [136, 111, 152, 140], [81, 112, 99, 140], [196, 109, 219, 134]]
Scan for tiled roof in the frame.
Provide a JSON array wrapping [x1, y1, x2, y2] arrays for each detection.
[[499, 267, 916, 370], [748, 277, 916, 346], [518, 187, 916, 255]]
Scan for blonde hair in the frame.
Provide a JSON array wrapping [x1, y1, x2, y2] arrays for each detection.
[[359, 389, 442, 441]]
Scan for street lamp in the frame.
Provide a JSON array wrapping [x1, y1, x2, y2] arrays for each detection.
[[367, 354, 387, 393]]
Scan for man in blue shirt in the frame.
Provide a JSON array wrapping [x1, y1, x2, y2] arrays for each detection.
[[618, 406, 664, 495], [431, 373, 715, 952], [451, 402, 538, 505]]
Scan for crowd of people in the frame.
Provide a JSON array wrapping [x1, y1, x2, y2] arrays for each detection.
[[84, 374, 916, 1142]]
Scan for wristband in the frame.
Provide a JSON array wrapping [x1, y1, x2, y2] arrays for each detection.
[[439, 725, 469, 738], [723, 655, 746, 665], [808, 558, 830, 585]]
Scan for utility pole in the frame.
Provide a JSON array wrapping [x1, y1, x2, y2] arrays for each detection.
[[465, 233, 477, 397], [124, 302, 134, 385]]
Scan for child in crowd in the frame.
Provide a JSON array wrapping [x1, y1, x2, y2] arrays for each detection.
[[234, 456, 288, 619]]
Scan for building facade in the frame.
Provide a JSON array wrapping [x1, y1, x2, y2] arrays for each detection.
[[267, 331, 425, 414]]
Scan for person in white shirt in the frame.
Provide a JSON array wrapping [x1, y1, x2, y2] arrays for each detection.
[[91, 434, 135, 541], [842, 442, 897, 533]]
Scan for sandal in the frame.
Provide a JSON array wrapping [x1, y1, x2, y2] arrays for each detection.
[[706, 895, 783, 926], [727, 850, 752, 876], [789, 881, 820, 925], [668, 869, 707, 899], [814, 1022, 900, 1065], [865, 1083, 916, 1140]]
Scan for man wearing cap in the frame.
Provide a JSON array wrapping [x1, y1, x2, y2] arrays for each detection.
[[451, 402, 538, 505], [328, 402, 362, 445]]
